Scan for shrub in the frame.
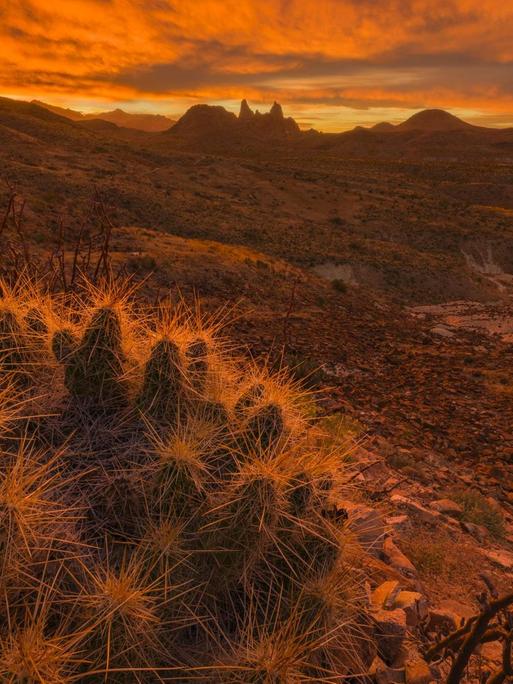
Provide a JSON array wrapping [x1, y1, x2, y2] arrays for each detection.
[[448, 487, 505, 539], [0, 277, 370, 682]]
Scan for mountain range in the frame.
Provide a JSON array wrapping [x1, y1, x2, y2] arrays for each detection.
[[31, 100, 175, 132], [31, 98, 504, 137]]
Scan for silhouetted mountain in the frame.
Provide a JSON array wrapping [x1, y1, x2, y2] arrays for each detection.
[[91, 108, 175, 132], [31, 100, 175, 132], [31, 100, 84, 121], [397, 109, 474, 132], [168, 101, 299, 143], [239, 99, 254, 121], [170, 104, 239, 136], [371, 121, 396, 132]]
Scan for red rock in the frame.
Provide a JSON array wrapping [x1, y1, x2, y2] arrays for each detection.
[[383, 537, 418, 578], [374, 608, 408, 664], [429, 498, 463, 517]]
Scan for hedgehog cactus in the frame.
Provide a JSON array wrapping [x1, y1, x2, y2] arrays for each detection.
[[138, 337, 184, 422], [0, 279, 372, 682], [0, 309, 29, 382]]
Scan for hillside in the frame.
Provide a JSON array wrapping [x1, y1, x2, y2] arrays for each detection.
[[32, 99, 175, 132], [1, 96, 513, 307]]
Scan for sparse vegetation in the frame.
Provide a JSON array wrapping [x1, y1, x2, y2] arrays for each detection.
[[447, 487, 505, 539], [0, 276, 370, 681]]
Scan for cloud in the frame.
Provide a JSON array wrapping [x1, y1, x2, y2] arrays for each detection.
[[1, 0, 513, 129]]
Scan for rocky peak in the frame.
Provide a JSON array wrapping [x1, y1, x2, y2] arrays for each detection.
[[269, 101, 284, 119], [239, 99, 254, 120]]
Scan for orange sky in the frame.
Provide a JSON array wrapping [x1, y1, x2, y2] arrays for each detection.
[[2, 0, 513, 130]]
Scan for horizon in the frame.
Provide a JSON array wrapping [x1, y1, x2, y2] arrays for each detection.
[[3, 1, 513, 132], [8, 95, 513, 133]]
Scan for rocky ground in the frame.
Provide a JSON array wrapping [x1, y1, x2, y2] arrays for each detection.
[[339, 436, 513, 682]]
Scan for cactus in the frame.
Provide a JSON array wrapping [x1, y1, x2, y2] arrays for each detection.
[[25, 307, 48, 335], [51, 328, 77, 363], [0, 309, 29, 382], [245, 402, 285, 451], [0, 279, 371, 681], [186, 337, 209, 393], [57, 306, 127, 406], [138, 337, 184, 422]]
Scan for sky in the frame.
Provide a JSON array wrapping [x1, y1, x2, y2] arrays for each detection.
[[2, 0, 513, 131]]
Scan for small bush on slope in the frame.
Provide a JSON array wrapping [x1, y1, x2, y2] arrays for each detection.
[[0, 277, 372, 682]]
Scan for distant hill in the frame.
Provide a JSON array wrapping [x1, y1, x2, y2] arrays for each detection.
[[397, 109, 475, 132], [31, 100, 175, 132], [88, 108, 175, 132], [371, 121, 396, 132]]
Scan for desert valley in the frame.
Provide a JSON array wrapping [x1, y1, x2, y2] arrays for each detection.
[[1, 90, 513, 682]]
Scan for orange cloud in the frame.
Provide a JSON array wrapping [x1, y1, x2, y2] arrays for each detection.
[[2, 0, 513, 129]]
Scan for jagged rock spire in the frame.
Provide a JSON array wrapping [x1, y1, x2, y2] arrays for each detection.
[[239, 99, 254, 120], [269, 101, 284, 119]]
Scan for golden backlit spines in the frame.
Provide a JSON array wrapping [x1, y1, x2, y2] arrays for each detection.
[[0, 277, 369, 681]]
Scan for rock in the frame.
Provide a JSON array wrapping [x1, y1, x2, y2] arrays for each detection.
[[343, 501, 386, 556], [383, 537, 418, 578], [370, 656, 406, 684], [431, 325, 454, 338], [427, 600, 474, 633], [269, 101, 284, 119], [405, 653, 434, 684], [390, 495, 441, 525], [372, 581, 402, 610], [374, 608, 407, 664], [394, 591, 429, 627], [386, 515, 409, 529], [429, 498, 463, 517], [238, 99, 254, 120], [460, 520, 489, 542], [482, 548, 513, 570]]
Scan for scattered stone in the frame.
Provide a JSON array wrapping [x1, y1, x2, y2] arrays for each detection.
[[394, 591, 429, 627], [429, 498, 463, 517], [427, 600, 474, 633], [386, 514, 410, 530], [383, 537, 418, 578], [390, 495, 441, 525], [372, 581, 402, 610], [430, 325, 454, 338], [481, 548, 513, 571], [460, 520, 489, 543], [374, 608, 407, 664]]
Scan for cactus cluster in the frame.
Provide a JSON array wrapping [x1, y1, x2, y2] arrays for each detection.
[[0, 278, 370, 682]]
